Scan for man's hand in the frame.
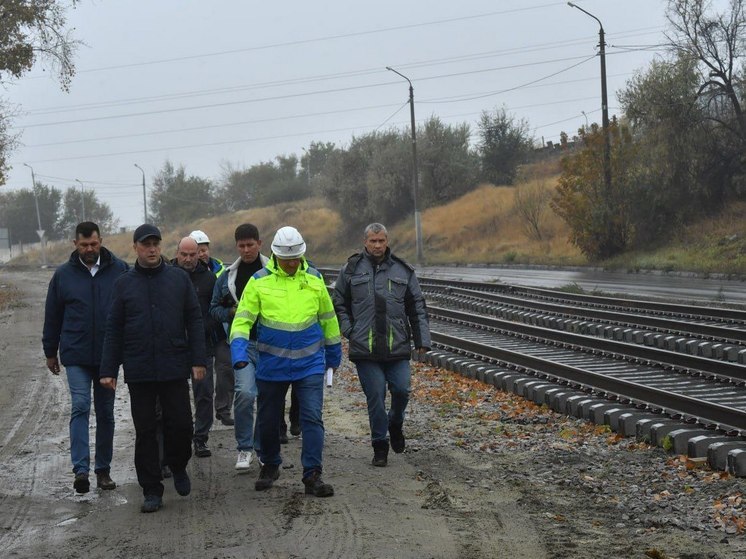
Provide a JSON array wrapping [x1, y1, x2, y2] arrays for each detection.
[[46, 356, 61, 375], [100, 377, 117, 390], [416, 347, 428, 356], [192, 366, 206, 381]]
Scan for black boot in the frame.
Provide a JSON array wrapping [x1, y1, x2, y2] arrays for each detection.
[[372, 440, 389, 467], [303, 470, 334, 497], [255, 464, 280, 491], [389, 422, 405, 453]]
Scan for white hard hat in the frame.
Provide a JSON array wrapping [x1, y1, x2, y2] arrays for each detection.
[[189, 230, 210, 244], [271, 226, 306, 259]]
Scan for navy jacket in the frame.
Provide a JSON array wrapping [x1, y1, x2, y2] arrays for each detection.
[[42, 247, 129, 368], [99, 259, 207, 383]]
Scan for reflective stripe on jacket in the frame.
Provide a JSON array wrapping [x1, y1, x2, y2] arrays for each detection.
[[229, 257, 341, 381]]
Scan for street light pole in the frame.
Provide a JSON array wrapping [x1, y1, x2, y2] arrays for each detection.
[[385, 65, 423, 265], [134, 164, 148, 223], [22, 163, 47, 266], [581, 110, 589, 129], [75, 178, 86, 221], [568, 2, 611, 195]]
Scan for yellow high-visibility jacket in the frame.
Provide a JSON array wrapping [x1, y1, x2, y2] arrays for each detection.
[[229, 257, 341, 381]]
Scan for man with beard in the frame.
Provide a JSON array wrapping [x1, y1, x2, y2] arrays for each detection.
[[43, 221, 129, 494]]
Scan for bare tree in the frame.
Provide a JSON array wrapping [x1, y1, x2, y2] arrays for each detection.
[[513, 179, 551, 241], [666, 0, 746, 142]]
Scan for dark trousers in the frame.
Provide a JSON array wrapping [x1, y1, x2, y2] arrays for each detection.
[[129, 379, 193, 497], [280, 386, 299, 433], [214, 342, 234, 418], [192, 358, 214, 443]]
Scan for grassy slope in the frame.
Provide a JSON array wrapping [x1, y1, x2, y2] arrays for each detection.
[[8, 174, 746, 277]]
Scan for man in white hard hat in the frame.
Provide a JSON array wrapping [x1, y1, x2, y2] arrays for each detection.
[[229, 226, 341, 497], [189, 230, 225, 277]]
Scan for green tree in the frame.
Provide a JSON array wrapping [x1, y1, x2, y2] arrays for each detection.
[[551, 122, 637, 259], [215, 161, 255, 213], [250, 154, 308, 207], [0, 1, 79, 184], [150, 161, 216, 226], [618, 56, 712, 243], [0, 182, 63, 243], [300, 141, 338, 193], [418, 117, 479, 206], [57, 188, 118, 237], [666, 0, 746, 197], [319, 130, 411, 233], [477, 107, 533, 186]]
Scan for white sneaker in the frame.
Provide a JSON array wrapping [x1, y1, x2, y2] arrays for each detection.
[[235, 450, 252, 471]]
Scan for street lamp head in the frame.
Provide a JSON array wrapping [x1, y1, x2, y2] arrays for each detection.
[[567, 2, 576, 7]]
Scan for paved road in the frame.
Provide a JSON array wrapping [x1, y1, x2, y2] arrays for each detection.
[[422, 266, 746, 306]]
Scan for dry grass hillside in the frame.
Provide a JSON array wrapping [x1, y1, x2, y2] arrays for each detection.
[[7, 170, 746, 276]]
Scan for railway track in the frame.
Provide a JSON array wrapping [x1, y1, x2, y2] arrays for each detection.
[[320, 267, 746, 476]]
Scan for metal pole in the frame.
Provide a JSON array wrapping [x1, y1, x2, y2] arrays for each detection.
[[75, 179, 86, 221], [134, 164, 148, 222], [22, 163, 47, 266], [385, 66, 423, 265], [568, 2, 611, 195]]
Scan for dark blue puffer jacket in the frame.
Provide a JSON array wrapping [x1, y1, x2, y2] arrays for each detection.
[[99, 259, 207, 383], [42, 247, 129, 368]]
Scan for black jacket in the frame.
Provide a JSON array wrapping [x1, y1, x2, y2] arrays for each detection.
[[42, 247, 129, 368], [100, 258, 207, 383], [169, 258, 223, 355]]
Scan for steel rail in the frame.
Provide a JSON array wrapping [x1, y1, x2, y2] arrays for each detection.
[[428, 329, 746, 433], [429, 306, 746, 383], [420, 277, 746, 323], [427, 285, 746, 344]]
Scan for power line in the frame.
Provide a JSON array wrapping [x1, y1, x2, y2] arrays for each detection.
[[24, 2, 566, 77]]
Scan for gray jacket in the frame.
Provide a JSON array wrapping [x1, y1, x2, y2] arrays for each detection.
[[333, 249, 430, 362]]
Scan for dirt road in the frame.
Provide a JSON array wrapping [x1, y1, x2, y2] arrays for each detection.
[[0, 268, 744, 559]]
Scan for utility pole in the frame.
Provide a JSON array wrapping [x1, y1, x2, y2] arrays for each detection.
[[568, 2, 611, 195], [22, 163, 47, 266], [386, 66, 423, 265], [134, 164, 148, 223]]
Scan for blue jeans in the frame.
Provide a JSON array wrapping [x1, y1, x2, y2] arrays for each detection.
[[355, 360, 411, 443], [256, 373, 325, 478], [234, 342, 258, 452], [66, 365, 115, 474]]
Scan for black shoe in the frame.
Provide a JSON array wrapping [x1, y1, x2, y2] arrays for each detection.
[[173, 469, 191, 496], [96, 471, 117, 490], [289, 421, 301, 436], [389, 423, 405, 454], [161, 464, 172, 479], [372, 440, 389, 467], [255, 464, 280, 491], [194, 440, 212, 457], [217, 414, 235, 426], [303, 470, 334, 497], [141, 494, 162, 513], [279, 430, 289, 445], [73, 472, 90, 494]]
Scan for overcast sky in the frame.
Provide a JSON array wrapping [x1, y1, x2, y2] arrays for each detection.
[[5, 0, 680, 228]]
